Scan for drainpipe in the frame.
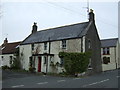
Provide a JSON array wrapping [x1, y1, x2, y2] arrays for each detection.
[[114, 47, 117, 69], [46, 37, 51, 74]]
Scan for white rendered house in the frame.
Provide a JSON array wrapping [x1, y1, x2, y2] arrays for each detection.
[[0, 38, 21, 67], [20, 10, 102, 74], [101, 38, 120, 71]]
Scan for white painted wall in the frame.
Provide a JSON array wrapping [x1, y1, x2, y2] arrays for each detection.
[[19, 44, 32, 70], [20, 38, 82, 73], [0, 54, 14, 67], [101, 45, 119, 71]]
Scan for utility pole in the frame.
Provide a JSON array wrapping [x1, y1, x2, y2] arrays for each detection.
[[87, 0, 90, 19], [83, 0, 90, 20]]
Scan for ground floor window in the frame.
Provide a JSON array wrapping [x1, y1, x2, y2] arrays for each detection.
[[103, 57, 110, 64], [44, 56, 47, 64], [29, 56, 33, 67], [9, 56, 13, 65]]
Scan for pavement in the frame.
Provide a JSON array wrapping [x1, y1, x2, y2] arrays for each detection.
[[2, 69, 120, 88]]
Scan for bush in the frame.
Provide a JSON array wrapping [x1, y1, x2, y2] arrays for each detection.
[[2, 65, 10, 70], [59, 52, 91, 75], [29, 67, 36, 72]]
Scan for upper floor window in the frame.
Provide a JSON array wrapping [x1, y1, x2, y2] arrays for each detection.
[[44, 42, 47, 50], [31, 44, 34, 51], [88, 40, 91, 49], [103, 48, 106, 55], [1, 56, 4, 60], [103, 47, 110, 55], [107, 47, 110, 54], [62, 40, 66, 49]]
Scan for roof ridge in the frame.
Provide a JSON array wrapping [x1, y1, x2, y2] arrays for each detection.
[[101, 38, 118, 41], [37, 21, 89, 33], [7, 41, 21, 44]]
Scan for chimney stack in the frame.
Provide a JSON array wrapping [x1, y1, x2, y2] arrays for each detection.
[[32, 22, 37, 34], [4, 38, 8, 45], [89, 9, 95, 22]]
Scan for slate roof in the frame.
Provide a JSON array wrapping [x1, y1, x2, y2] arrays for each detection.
[[101, 38, 118, 47], [21, 22, 90, 45], [0, 42, 21, 54]]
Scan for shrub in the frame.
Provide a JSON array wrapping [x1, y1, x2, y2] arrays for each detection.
[[59, 52, 91, 75], [29, 67, 36, 72], [2, 65, 10, 70]]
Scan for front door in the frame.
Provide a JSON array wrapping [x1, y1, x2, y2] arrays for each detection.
[[38, 57, 41, 72]]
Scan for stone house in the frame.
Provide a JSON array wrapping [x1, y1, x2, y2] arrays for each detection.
[[101, 38, 120, 71], [0, 38, 21, 67], [20, 9, 102, 74]]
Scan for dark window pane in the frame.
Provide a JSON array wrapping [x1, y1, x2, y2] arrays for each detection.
[[44, 42, 47, 50]]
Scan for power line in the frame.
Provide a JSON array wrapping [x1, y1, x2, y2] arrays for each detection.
[[44, 0, 86, 18], [43, 1, 117, 29]]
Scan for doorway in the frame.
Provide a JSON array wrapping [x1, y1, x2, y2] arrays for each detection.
[[38, 57, 41, 72]]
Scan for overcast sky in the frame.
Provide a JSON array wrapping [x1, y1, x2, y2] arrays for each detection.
[[0, 0, 119, 44]]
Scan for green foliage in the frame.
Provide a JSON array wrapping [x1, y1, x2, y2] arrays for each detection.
[[59, 52, 91, 75], [2, 65, 10, 70], [10, 48, 20, 70], [10, 58, 20, 69], [29, 67, 36, 72]]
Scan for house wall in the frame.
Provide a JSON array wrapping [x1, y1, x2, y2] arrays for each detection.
[[20, 38, 82, 73], [0, 54, 14, 67], [19, 44, 32, 70], [116, 40, 120, 68], [85, 22, 102, 74], [101, 41, 120, 71]]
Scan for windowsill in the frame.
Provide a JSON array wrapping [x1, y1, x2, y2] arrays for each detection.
[[102, 54, 110, 55], [62, 48, 67, 49]]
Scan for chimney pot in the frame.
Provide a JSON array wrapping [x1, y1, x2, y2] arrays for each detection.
[[32, 22, 37, 34], [4, 38, 8, 45], [89, 9, 95, 22]]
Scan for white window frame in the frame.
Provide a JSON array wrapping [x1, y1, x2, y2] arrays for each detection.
[[61, 40, 67, 49]]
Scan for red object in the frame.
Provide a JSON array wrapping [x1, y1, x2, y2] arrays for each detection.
[[38, 57, 41, 72]]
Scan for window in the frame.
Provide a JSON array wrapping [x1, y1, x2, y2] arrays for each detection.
[[44, 56, 47, 64], [107, 48, 110, 54], [1, 56, 3, 59], [60, 58, 64, 67], [88, 40, 91, 49], [103, 47, 110, 55], [29, 57, 32, 67], [103, 57, 110, 64], [9, 56, 13, 64], [44, 42, 47, 50], [62, 40, 66, 49], [31, 44, 34, 50], [103, 48, 106, 55]]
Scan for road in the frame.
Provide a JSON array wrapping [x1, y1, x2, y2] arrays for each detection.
[[2, 69, 120, 88]]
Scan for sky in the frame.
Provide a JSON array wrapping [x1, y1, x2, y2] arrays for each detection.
[[0, 0, 119, 44]]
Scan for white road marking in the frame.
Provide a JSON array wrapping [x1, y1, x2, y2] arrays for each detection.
[[57, 80, 66, 82], [73, 78, 81, 80], [12, 85, 24, 88], [37, 82, 48, 85], [116, 76, 120, 78], [82, 79, 109, 87]]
